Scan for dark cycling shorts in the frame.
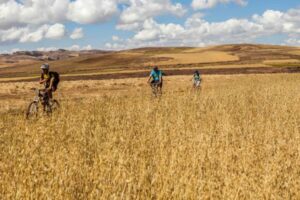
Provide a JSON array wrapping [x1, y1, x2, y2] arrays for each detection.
[[151, 80, 163, 87]]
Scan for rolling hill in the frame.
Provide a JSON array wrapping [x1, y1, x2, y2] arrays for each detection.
[[0, 44, 300, 82]]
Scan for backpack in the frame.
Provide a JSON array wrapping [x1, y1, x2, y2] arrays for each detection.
[[50, 71, 60, 84]]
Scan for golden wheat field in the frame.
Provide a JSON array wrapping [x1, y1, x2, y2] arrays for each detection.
[[0, 74, 300, 199]]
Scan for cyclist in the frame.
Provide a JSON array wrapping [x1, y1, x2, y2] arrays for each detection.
[[192, 70, 201, 88], [39, 63, 60, 100], [147, 66, 163, 93]]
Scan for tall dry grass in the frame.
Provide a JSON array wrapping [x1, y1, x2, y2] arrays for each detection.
[[0, 74, 299, 199]]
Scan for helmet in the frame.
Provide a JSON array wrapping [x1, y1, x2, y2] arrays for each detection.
[[41, 63, 49, 70]]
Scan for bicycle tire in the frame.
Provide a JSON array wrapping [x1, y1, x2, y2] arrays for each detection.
[[152, 85, 159, 97], [26, 101, 38, 119]]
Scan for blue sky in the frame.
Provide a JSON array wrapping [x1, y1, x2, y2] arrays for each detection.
[[0, 0, 300, 53]]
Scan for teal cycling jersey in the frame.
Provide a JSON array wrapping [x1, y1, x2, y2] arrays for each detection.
[[150, 70, 162, 81], [194, 73, 201, 81]]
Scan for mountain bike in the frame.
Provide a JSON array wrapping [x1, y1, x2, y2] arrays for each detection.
[[150, 82, 162, 97], [193, 80, 202, 91], [26, 88, 60, 119]]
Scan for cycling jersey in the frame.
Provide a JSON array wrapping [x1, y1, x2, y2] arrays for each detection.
[[41, 71, 60, 90], [194, 73, 201, 81], [150, 70, 162, 81]]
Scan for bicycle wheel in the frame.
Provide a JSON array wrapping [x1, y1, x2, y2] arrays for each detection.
[[26, 101, 38, 119], [152, 85, 158, 97]]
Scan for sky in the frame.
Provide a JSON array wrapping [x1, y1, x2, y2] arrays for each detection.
[[0, 0, 300, 53]]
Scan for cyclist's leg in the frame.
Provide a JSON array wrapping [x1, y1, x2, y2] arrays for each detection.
[[42, 91, 48, 111], [150, 80, 157, 88], [49, 85, 57, 99], [159, 79, 163, 94]]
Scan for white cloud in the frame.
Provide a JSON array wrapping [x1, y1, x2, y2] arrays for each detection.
[[37, 47, 59, 51], [109, 8, 300, 49], [117, 0, 186, 31], [112, 35, 120, 41], [68, 45, 81, 51], [36, 44, 93, 51], [67, 0, 118, 24], [0, 24, 66, 44], [2, 1, 300, 49], [105, 42, 127, 50], [133, 18, 184, 41], [82, 44, 93, 50], [192, 0, 247, 10], [0, 0, 186, 47], [70, 28, 84, 39], [19, 26, 46, 43], [0, 0, 70, 29], [67, 44, 93, 51], [253, 9, 300, 36], [0, 0, 119, 46], [45, 24, 66, 39], [0, 0, 118, 29], [285, 38, 300, 46]]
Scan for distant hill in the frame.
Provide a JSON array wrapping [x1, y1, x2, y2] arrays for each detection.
[[0, 44, 300, 80], [0, 49, 110, 65]]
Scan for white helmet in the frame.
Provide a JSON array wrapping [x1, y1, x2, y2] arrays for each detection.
[[41, 63, 49, 70]]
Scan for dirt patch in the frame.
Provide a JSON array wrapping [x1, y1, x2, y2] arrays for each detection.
[[1, 66, 299, 83]]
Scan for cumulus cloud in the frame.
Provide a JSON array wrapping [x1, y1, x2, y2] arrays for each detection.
[[36, 47, 59, 52], [0, 0, 69, 29], [67, 0, 118, 24], [45, 24, 66, 39], [0, 24, 66, 44], [192, 0, 248, 10], [117, 0, 186, 31], [108, 8, 300, 49], [253, 9, 300, 36], [0, 0, 187, 46], [70, 28, 84, 39], [285, 38, 300, 46], [133, 18, 185, 41], [112, 35, 120, 41], [67, 44, 93, 51], [37, 44, 93, 52], [0, 0, 119, 45], [2, 0, 300, 49], [0, 0, 118, 29]]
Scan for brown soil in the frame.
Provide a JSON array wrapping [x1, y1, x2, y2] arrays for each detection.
[[2, 66, 299, 83]]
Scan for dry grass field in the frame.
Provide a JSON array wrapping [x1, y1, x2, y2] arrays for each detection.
[[153, 51, 239, 65], [0, 73, 299, 199]]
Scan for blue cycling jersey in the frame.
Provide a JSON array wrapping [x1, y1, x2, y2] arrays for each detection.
[[194, 73, 201, 81], [150, 70, 162, 81]]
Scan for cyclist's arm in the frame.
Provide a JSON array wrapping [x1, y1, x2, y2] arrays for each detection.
[[147, 75, 152, 83], [39, 75, 47, 84], [158, 71, 163, 83], [47, 77, 55, 90]]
